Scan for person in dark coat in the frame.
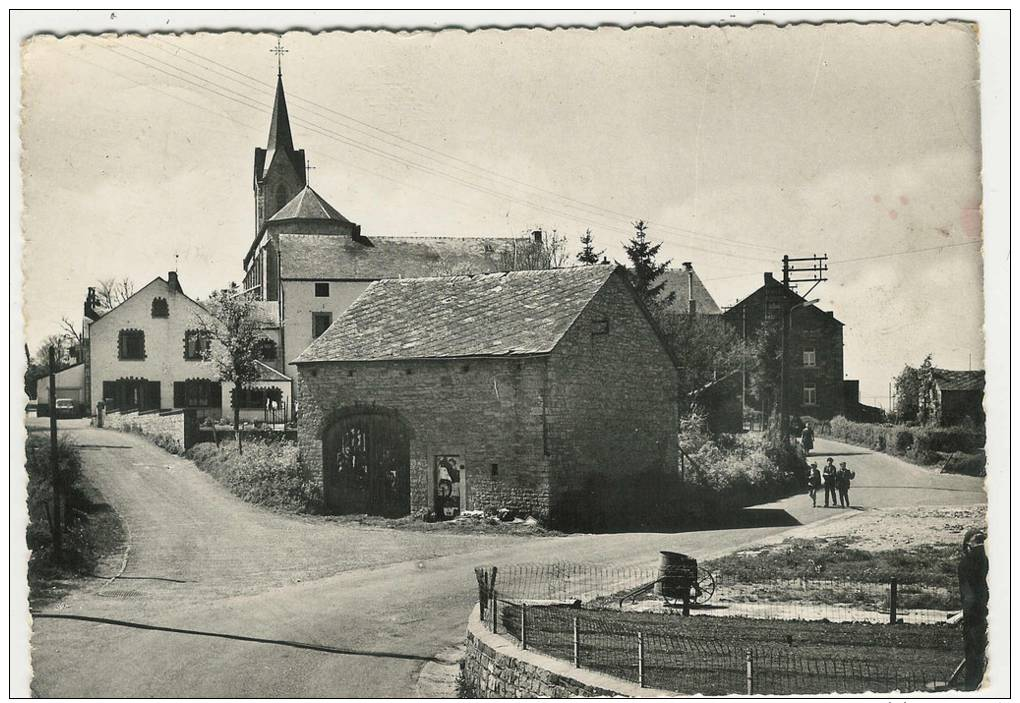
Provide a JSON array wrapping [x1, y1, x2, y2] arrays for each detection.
[[800, 424, 814, 455], [822, 458, 838, 507], [807, 463, 822, 508], [958, 528, 988, 690], [836, 461, 856, 507]]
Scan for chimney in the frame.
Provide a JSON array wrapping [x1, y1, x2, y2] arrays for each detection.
[[683, 262, 696, 315], [168, 271, 182, 295], [83, 287, 101, 321], [531, 229, 543, 244], [764, 272, 775, 285]]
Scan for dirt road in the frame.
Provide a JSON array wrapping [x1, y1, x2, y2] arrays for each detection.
[[26, 423, 984, 696]]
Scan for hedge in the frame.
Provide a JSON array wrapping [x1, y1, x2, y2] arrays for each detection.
[[818, 415, 985, 464]]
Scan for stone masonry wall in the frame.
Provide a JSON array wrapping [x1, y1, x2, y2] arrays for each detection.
[[546, 273, 679, 500], [296, 357, 553, 517], [461, 628, 615, 698], [103, 408, 197, 454]]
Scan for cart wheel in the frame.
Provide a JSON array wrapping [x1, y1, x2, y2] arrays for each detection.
[[693, 571, 716, 604]]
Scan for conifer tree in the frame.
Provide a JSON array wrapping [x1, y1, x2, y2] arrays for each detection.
[[624, 220, 675, 309], [576, 229, 606, 265]]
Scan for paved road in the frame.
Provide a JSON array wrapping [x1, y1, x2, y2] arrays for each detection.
[[27, 422, 984, 697]]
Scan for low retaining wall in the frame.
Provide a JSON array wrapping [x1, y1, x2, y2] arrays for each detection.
[[102, 408, 199, 454], [461, 605, 671, 698]]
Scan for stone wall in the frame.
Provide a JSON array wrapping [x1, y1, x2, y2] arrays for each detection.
[[460, 605, 669, 698], [103, 408, 198, 454]]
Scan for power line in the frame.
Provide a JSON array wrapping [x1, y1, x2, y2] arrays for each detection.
[[146, 35, 784, 255], [90, 38, 776, 263]]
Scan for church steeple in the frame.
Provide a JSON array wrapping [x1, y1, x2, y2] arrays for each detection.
[[253, 49, 305, 234]]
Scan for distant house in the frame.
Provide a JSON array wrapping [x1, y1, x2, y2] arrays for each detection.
[[658, 262, 722, 316], [689, 370, 743, 434], [723, 272, 846, 420], [35, 363, 85, 417], [293, 264, 679, 521], [924, 368, 985, 426]]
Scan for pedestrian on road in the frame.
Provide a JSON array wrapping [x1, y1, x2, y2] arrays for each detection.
[[836, 461, 856, 507], [822, 458, 838, 507], [958, 528, 988, 690], [800, 424, 814, 455], [807, 463, 821, 507]]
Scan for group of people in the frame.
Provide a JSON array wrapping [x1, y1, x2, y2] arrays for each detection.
[[807, 457, 855, 508]]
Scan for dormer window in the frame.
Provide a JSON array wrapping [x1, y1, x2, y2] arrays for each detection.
[[151, 297, 169, 318]]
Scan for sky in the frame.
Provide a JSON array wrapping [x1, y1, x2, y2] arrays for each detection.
[[19, 23, 984, 407]]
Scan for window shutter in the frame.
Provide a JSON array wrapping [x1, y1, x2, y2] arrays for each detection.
[[173, 382, 186, 408], [103, 381, 116, 407], [210, 382, 223, 409]]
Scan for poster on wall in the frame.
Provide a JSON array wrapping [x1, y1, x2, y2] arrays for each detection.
[[434, 455, 463, 519]]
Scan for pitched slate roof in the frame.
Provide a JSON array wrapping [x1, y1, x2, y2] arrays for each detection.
[[278, 234, 514, 280], [933, 368, 985, 392], [270, 186, 353, 224], [658, 267, 722, 315], [294, 264, 619, 363]]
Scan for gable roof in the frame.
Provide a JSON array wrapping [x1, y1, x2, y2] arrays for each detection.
[[933, 368, 985, 392], [89, 275, 207, 326], [294, 265, 620, 364], [658, 267, 722, 315], [278, 234, 515, 280], [270, 186, 353, 224], [724, 274, 844, 327]]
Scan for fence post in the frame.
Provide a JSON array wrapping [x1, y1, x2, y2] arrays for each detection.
[[637, 632, 645, 688], [745, 648, 753, 695], [572, 617, 580, 668], [889, 577, 898, 624], [491, 589, 498, 633], [520, 603, 527, 650]]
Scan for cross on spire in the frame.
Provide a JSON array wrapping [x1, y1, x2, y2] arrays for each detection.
[[304, 160, 317, 185], [270, 37, 288, 78]]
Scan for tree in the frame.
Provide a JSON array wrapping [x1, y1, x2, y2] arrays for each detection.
[[624, 220, 675, 310], [94, 277, 136, 312], [893, 363, 921, 422], [576, 229, 607, 265], [657, 311, 751, 402], [196, 283, 264, 453], [916, 353, 937, 426], [497, 229, 569, 271]]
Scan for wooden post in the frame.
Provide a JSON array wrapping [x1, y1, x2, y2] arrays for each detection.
[[889, 578, 898, 624], [745, 648, 753, 695], [48, 346, 62, 557], [637, 632, 645, 688], [491, 589, 498, 633], [520, 603, 527, 650], [680, 452, 685, 483], [572, 617, 580, 667]]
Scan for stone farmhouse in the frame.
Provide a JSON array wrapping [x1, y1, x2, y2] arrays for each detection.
[[923, 368, 985, 426], [723, 272, 850, 420], [293, 264, 679, 520]]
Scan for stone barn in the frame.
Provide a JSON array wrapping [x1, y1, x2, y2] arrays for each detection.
[[293, 264, 678, 521]]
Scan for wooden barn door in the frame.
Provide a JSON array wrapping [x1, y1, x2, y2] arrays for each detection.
[[322, 413, 410, 517]]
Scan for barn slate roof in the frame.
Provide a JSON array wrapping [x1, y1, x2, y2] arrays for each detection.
[[933, 368, 985, 392], [294, 264, 620, 363], [658, 267, 722, 315], [278, 233, 514, 280]]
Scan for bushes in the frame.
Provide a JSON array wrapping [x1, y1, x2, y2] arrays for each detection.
[[186, 439, 321, 512], [822, 415, 985, 465]]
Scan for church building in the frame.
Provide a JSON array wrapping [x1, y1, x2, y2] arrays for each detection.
[[240, 72, 520, 389]]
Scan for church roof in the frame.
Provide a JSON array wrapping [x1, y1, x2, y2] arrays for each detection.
[[294, 265, 620, 363], [267, 75, 294, 153], [270, 186, 353, 224], [277, 234, 514, 280]]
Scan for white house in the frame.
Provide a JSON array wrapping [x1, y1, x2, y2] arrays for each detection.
[[35, 362, 85, 416]]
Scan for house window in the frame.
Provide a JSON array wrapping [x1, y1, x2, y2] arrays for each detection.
[[803, 383, 817, 406], [183, 330, 211, 360], [232, 385, 283, 410], [118, 329, 145, 360], [312, 312, 332, 339], [259, 338, 278, 361], [151, 297, 169, 318], [174, 379, 221, 408], [803, 348, 816, 367], [590, 318, 610, 335], [314, 282, 330, 297]]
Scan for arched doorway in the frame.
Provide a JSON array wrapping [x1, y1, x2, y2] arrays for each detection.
[[322, 410, 411, 517]]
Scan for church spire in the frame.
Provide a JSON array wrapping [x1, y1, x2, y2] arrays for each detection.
[[266, 74, 295, 152]]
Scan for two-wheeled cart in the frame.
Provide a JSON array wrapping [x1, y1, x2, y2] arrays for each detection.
[[618, 551, 716, 615]]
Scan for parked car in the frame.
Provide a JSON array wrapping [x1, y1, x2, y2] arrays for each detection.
[[54, 398, 78, 418]]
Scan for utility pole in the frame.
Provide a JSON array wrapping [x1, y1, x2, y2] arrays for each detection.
[[48, 346, 62, 556], [779, 254, 829, 441]]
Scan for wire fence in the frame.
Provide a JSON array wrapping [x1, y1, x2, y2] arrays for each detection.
[[475, 565, 959, 695]]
